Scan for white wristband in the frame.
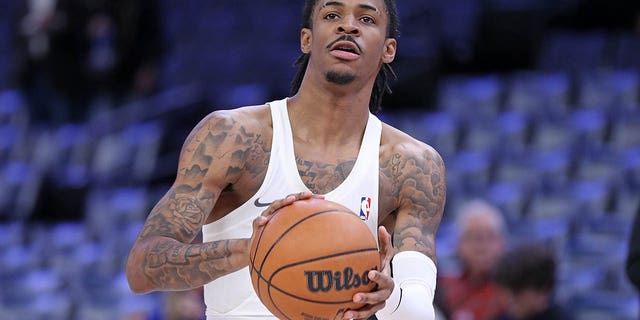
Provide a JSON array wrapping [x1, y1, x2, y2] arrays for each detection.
[[376, 251, 437, 320]]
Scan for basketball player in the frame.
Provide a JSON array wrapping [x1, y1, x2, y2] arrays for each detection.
[[126, 0, 445, 319]]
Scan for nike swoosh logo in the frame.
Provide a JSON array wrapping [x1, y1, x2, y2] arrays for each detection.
[[254, 198, 273, 207]]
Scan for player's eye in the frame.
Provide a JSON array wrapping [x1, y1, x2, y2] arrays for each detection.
[[360, 16, 375, 24], [324, 12, 340, 20]]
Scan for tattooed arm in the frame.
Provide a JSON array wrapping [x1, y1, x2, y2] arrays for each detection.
[[344, 131, 446, 320], [126, 109, 261, 293], [391, 142, 446, 261]]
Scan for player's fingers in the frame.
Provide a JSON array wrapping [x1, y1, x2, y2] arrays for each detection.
[[342, 301, 383, 319], [249, 215, 269, 250], [370, 269, 394, 289], [290, 191, 315, 200], [377, 226, 393, 267], [252, 215, 268, 229], [261, 191, 315, 217], [260, 195, 295, 217], [310, 193, 325, 200], [348, 271, 394, 313]]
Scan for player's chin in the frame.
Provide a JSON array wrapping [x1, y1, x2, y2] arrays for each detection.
[[325, 69, 356, 85]]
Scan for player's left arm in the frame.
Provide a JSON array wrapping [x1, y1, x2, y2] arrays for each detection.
[[344, 139, 446, 320], [374, 142, 446, 320]]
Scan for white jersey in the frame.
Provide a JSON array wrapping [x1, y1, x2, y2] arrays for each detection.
[[202, 98, 381, 319]]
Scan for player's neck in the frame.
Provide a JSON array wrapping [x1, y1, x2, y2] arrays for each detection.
[[295, 67, 374, 111], [288, 89, 370, 146]]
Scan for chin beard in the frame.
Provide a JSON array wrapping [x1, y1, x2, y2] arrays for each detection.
[[325, 70, 355, 85]]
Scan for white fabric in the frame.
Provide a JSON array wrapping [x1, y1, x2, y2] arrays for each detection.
[[202, 98, 382, 319], [376, 251, 437, 320]]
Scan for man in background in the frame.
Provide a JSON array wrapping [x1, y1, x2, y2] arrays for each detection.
[[436, 199, 508, 320], [493, 244, 571, 320]]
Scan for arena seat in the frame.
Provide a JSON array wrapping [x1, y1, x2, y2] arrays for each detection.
[[503, 71, 570, 120]]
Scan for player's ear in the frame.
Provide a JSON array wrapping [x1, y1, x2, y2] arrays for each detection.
[[301, 28, 312, 54], [382, 38, 396, 64]]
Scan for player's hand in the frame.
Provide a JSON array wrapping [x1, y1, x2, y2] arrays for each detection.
[[249, 192, 323, 254], [343, 226, 395, 319]]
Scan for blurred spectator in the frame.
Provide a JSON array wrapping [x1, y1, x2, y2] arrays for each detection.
[[627, 206, 640, 311], [12, 0, 92, 123], [492, 244, 571, 320], [84, 0, 163, 103], [435, 199, 509, 320], [11, 0, 162, 125]]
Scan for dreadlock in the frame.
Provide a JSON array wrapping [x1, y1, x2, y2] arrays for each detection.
[[290, 0, 400, 113]]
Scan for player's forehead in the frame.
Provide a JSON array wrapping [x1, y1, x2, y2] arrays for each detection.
[[315, 0, 386, 15]]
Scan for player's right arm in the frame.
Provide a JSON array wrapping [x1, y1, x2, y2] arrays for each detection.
[[126, 109, 254, 294]]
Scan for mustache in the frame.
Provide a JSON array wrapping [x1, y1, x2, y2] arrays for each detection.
[[326, 35, 362, 52]]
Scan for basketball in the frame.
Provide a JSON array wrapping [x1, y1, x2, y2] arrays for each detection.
[[249, 198, 380, 320]]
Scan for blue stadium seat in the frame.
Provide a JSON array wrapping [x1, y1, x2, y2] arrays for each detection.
[[0, 124, 20, 162], [494, 110, 530, 160], [85, 187, 150, 243], [531, 149, 572, 194], [51, 124, 93, 171], [525, 192, 577, 222], [568, 108, 608, 157], [577, 70, 639, 113], [619, 147, 640, 191], [399, 111, 460, 159], [613, 33, 640, 71], [611, 187, 640, 220], [91, 122, 164, 185], [485, 181, 527, 224], [609, 113, 640, 154], [1, 267, 69, 319], [459, 120, 499, 153], [0, 244, 41, 297], [573, 157, 620, 187], [0, 90, 30, 127], [450, 149, 492, 194], [504, 71, 571, 120], [0, 160, 41, 220], [568, 290, 639, 320], [493, 160, 540, 193], [529, 120, 574, 153], [437, 74, 502, 122], [570, 179, 611, 217], [538, 31, 607, 74]]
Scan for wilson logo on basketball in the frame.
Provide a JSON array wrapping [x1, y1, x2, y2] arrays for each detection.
[[304, 266, 378, 293]]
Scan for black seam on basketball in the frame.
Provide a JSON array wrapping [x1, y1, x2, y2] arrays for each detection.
[[270, 297, 294, 320], [266, 249, 378, 320], [257, 209, 352, 279], [261, 210, 353, 318], [271, 247, 380, 279], [251, 214, 270, 296], [267, 248, 379, 303], [252, 209, 361, 286], [253, 208, 340, 319], [251, 207, 368, 319]]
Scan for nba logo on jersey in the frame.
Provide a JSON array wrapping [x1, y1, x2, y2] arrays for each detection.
[[359, 197, 371, 220]]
